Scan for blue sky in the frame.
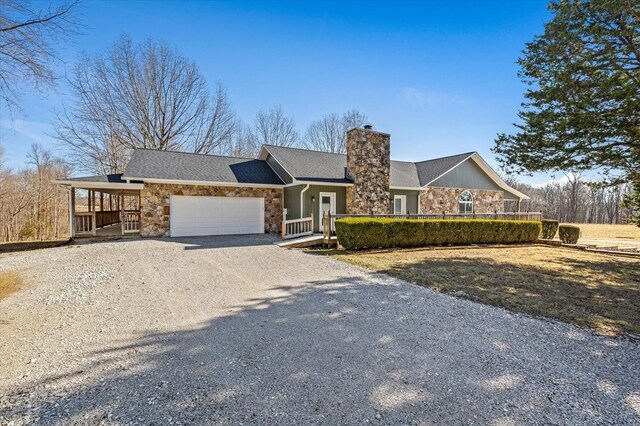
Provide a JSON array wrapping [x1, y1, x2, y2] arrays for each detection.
[[0, 0, 554, 184]]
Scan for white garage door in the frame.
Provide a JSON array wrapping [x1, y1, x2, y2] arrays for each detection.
[[170, 195, 265, 237]]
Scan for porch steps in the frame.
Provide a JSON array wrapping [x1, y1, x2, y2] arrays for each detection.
[[277, 234, 338, 249]]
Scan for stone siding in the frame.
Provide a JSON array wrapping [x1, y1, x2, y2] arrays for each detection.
[[140, 183, 283, 237], [345, 128, 391, 214], [420, 187, 504, 214]]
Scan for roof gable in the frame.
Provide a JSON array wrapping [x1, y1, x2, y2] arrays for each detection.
[[261, 145, 351, 183], [414, 152, 474, 186]]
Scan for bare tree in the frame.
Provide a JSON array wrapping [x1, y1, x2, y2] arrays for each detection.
[[341, 109, 368, 133], [0, 0, 80, 111], [55, 35, 236, 173], [223, 122, 259, 158], [0, 144, 70, 242], [251, 105, 298, 148], [303, 110, 368, 153], [193, 84, 237, 154]]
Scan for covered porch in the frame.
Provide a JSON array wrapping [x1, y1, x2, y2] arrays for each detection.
[[53, 175, 144, 238]]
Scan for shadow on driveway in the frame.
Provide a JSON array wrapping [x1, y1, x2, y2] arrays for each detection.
[[2, 271, 639, 424]]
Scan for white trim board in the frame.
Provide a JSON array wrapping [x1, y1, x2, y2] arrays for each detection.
[[52, 180, 144, 190]]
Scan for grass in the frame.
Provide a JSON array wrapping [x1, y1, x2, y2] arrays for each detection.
[[0, 270, 23, 301], [571, 223, 640, 243], [318, 245, 640, 336]]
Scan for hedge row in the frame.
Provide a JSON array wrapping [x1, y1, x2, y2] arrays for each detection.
[[559, 225, 581, 244], [541, 219, 559, 239], [334, 218, 542, 250]]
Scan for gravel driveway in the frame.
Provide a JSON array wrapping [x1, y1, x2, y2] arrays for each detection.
[[1, 236, 639, 425]]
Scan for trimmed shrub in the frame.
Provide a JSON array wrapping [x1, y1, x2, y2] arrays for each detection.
[[334, 218, 542, 250], [540, 219, 559, 240], [558, 225, 581, 244]]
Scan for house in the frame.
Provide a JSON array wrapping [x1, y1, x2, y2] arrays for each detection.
[[54, 126, 529, 238]]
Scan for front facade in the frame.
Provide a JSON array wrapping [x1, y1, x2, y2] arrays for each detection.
[[54, 126, 529, 238]]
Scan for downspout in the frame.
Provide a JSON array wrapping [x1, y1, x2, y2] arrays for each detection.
[[300, 184, 310, 218]]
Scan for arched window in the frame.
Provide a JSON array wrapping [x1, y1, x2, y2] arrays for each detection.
[[459, 190, 473, 214]]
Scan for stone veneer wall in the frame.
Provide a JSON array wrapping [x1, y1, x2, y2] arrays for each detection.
[[345, 128, 391, 214], [420, 187, 504, 214], [140, 183, 283, 237]]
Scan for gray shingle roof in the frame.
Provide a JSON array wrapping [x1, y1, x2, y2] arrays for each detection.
[[115, 147, 477, 189], [263, 145, 422, 187], [263, 145, 472, 188], [123, 149, 284, 185], [414, 152, 474, 186], [390, 160, 421, 188], [262, 145, 351, 184]]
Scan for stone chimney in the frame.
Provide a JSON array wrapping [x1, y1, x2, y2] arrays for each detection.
[[345, 126, 391, 214]]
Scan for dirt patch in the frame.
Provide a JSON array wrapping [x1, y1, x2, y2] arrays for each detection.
[[0, 270, 22, 300]]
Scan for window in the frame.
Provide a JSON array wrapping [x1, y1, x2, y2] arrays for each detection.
[[459, 190, 473, 214], [393, 195, 406, 215]]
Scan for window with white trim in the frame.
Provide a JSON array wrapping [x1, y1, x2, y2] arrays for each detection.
[[459, 190, 473, 214]]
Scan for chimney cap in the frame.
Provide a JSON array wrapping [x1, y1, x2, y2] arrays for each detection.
[[363, 124, 373, 130]]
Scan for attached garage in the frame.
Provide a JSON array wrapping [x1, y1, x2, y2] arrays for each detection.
[[170, 195, 265, 237]]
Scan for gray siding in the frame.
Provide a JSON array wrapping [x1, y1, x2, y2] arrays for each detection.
[[284, 184, 347, 232], [430, 159, 502, 191], [266, 154, 293, 184], [502, 188, 521, 201], [389, 189, 420, 214]]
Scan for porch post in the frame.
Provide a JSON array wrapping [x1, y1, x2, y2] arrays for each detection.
[[120, 194, 125, 235], [90, 190, 95, 235], [68, 188, 75, 239], [517, 199, 522, 213], [100, 192, 104, 212]]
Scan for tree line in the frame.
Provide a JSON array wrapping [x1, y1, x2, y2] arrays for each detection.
[[505, 174, 634, 224], [0, 146, 71, 242]]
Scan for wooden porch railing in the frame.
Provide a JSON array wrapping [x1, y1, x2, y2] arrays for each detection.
[[122, 210, 140, 233], [74, 212, 94, 235], [282, 216, 314, 239], [73, 210, 141, 236]]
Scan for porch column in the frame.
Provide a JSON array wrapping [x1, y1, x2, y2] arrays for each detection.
[[120, 194, 125, 235], [91, 190, 96, 236], [517, 199, 522, 213], [68, 188, 75, 239]]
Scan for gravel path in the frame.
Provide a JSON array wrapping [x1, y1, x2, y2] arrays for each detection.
[[0, 235, 639, 425]]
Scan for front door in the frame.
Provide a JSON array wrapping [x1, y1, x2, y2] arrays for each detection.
[[318, 192, 336, 232]]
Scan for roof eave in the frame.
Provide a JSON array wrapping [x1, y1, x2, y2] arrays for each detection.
[[122, 176, 284, 189], [52, 180, 144, 190]]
